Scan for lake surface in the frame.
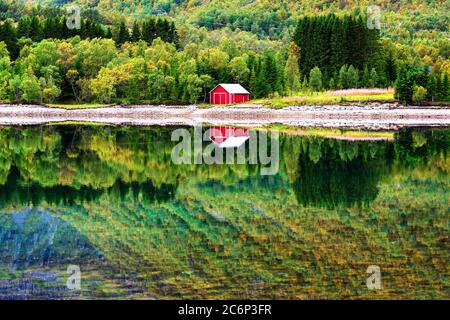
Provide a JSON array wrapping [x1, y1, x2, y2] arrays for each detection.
[[0, 125, 448, 299]]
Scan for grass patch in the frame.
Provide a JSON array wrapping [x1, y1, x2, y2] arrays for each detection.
[[46, 103, 114, 109], [2, 90, 396, 109], [263, 124, 395, 139], [251, 91, 395, 108], [45, 121, 114, 126]]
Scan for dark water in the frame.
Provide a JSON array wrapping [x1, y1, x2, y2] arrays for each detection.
[[0, 125, 448, 299]]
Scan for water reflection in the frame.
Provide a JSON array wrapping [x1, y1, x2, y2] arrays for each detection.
[[0, 208, 103, 299], [0, 167, 176, 208], [0, 125, 448, 299], [210, 126, 250, 148], [292, 137, 393, 208]]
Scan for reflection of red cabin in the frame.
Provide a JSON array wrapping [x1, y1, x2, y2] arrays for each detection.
[[209, 84, 250, 105], [210, 126, 249, 148]]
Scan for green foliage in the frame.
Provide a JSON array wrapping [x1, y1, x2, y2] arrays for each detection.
[[0, 3, 448, 105], [293, 14, 380, 83], [395, 64, 427, 104], [347, 65, 359, 88], [20, 74, 42, 103], [0, 14, 179, 59], [395, 65, 449, 104], [412, 85, 427, 104], [309, 66, 322, 91], [0, 125, 448, 299], [369, 68, 378, 88], [443, 73, 449, 101], [284, 42, 301, 94]]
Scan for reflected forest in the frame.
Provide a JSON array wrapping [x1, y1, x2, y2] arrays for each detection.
[[0, 126, 447, 209], [0, 125, 448, 299]]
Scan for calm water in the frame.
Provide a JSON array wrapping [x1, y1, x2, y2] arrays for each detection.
[[0, 125, 448, 299]]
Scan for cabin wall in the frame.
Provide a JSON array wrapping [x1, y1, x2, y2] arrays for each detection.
[[210, 86, 230, 104], [233, 94, 249, 103]]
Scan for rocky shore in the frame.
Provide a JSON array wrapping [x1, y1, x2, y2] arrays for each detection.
[[0, 104, 449, 130]]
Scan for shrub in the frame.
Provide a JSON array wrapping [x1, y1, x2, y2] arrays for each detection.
[[412, 85, 427, 104], [309, 66, 323, 91]]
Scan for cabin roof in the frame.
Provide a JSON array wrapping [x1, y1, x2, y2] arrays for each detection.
[[210, 84, 250, 94], [213, 136, 250, 148]]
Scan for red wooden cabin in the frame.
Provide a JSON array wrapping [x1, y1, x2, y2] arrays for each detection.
[[209, 84, 250, 105]]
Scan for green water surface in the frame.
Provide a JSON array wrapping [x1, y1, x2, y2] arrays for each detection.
[[0, 126, 448, 299]]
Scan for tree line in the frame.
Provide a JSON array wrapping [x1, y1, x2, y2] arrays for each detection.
[[0, 34, 289, 104], [293, 14, 387, 86], [0, 12, 448, 105], [396, 65, 449, 104], [0, 14, 178, 59], [0, 124, 446, 209]]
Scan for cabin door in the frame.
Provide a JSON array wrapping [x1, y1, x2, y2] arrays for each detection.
[[215, 93, 227, 104]]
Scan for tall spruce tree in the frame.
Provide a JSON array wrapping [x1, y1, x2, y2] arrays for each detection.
[[131, 21, 141, 42], [263, 53, 278, 95], [284, 42, 301, 94], [294, 14, 381, 86], [0, 19, 18, 59], [436, 72, 443, 101], [29, 16, 43, 42], [443, 73, 449, 101], [309, 66, 323, 91], [116, 21, 130, 45], [361, 65, 370, 88], [426, 73, 437, 102]]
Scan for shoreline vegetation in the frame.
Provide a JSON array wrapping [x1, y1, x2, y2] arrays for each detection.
[[1, 11, 449, 108], [2, 88, 449, 110]]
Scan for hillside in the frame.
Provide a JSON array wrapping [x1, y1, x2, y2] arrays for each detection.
[[0, 0, 449, 105], [28, 0, 449, 41]]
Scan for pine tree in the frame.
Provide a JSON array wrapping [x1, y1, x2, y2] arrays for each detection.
[[142, 19, 156, 44], [309, 66, 323, 91], [395, 64, 423, 103], [284, 42, 301, 94], [369, 68, 378, 88], [385, 51, 397, 86], [156, 19, 167, 42], [426, 73, 437, 102], [332, 71, 339, 90], [0, 20, 18, 59], [105, 27, 113, 39], [338, 64, 348, 89], [29, 16, 43, 42], [116, 21, 130, 46], [294, 14, 380, 83], [436, 72, 443, 101], [17, 17, 31, 39], [328, 78, 335, 89], [362, 65, 370, 88], [248, 67, 258, 98], [443, 73, 449, 101], [263, 53, 277, 95], [330, 16, 344, 74], [131, 22, 141, 42], [257, 67, 270, 98], [347, 65, 359, 88]]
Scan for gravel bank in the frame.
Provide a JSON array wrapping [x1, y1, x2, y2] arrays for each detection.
[[0, 104, 449, 130]]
